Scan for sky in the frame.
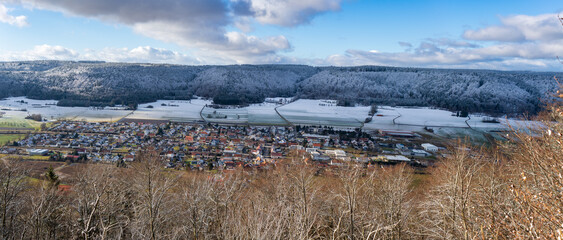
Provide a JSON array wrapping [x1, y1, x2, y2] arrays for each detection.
[[1, 0, 563, 71]]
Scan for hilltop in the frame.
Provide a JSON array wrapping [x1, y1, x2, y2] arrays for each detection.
[[0, 61, 560, 114]]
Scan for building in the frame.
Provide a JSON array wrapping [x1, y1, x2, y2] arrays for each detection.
[[411, 149, 431, 157], [306, 148, 318, 153], [325, 149, 347, 158], [302, 134, 331, 139], [371, 155, 411, 162], [26, 149, 49, 156], [379, 130, 416, 138], [384, 155, 411, 162], [421, 143, 438, 152]]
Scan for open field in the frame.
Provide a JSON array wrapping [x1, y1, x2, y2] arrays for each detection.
[[0, 134, 26, 146], [0, 97, 132, 122], [0, 154, 51, 161], [0, 116, 40, 129], [277, 99, 369, 128], [127, 98, 287, 125], [128, 99, 210, 122], [21, 161, 66, 179], [202, 102, 287, 125], [364, 107, 471, 130], [1, 97, 530, 143], [0, 156, 84, 181]]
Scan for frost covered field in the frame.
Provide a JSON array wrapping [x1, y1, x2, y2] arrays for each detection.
[[130, 99, 211, 122], [201, 102, 286, 125], [0, 97, 132, 122], [277, 100, 369, 128], [0, 97, 526, 138], [364, 106, 515, 130]]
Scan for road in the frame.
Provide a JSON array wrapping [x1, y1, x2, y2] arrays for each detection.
[[274, 103, 293, 126]]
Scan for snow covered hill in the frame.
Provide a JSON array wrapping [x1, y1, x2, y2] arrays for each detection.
[[0, 61, 559, 114]]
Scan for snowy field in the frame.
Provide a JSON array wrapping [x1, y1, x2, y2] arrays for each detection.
[[393, 107, 468, 127], [0, 97, 535, 140], [363, 106, 518, 130], [433, 127, 490, 143], [277, 99, 369, 128], [129, 99, 211, 122], [0, 97, 132, 122], [201, 102, 286, 125]]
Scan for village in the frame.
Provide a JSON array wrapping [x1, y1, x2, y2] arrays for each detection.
[[0, 120, 445, 171]]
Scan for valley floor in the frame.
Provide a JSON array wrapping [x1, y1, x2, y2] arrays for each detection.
[[0, 97, 531, 143]]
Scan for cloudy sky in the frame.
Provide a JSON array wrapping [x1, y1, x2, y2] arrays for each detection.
[[1, 0, 562, 70]]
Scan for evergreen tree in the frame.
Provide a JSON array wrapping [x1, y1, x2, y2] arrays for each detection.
[[44, 166, 60, 188]]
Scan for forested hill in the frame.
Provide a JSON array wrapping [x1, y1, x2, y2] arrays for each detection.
[[0, 61, 560, 114]]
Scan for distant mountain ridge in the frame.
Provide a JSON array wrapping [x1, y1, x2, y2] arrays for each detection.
[[0, 61, 560, 114]]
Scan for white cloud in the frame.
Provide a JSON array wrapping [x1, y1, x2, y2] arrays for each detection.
[[321, 37, 563, 71], [233, 0, 342, 27], [89, 46, 199, 64], [13, 44, 79, 60], [0, 3, 28, 27], [7, 0, 328, 62], [0, 44, 199, 64], [463, 13, 563, 42], [1, 2, 561, 70], [463, 26, 525, 42], [131, 21, 290, 61], [321, 12, 563, 71]]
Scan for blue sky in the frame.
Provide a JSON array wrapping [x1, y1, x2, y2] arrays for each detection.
[[1, 0, 563, 70]]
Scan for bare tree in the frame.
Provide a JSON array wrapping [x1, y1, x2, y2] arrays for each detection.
[[287, 163, 320, 239], [471, 152, 513, 239], [420, 143, 484, 240], [130, 150, 179, 240], [362, 164, 414, 239], [22, 169, 70, 239], [71, 164, 133, 240], [503, 111, 563, 238], [0, 159, 29, 239], [208, 172, 245, 240], [332, 166, 365, 240], [173, 173, 217, 239]]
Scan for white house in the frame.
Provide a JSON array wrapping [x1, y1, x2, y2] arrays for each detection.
[[421, 143, 439, 152]]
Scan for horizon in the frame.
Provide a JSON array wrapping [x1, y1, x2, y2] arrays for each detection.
[[1, 0, 563, 71], [2, 60, 563, 73]]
